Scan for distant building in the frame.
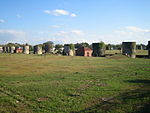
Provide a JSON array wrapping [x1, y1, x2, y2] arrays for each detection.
[[15, 47, 23, 53], [34, 45, 42, 54], [44, 43, 53, 53], [10, 46, 15, 53], [3, 46, 7, 53], [0, 46, 3, 53], [92, 43, 106, 57], [23, 45, 30, 54], [63, 44, 75, 56], [148, 41, 150, 58], [122, 42, 136, 58], [76, 47, 93, 57]]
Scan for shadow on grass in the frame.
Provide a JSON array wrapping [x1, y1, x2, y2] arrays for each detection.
[[126, 79, 150, 84], [136, 55, 149, 59], [71, 79, 150, 113]]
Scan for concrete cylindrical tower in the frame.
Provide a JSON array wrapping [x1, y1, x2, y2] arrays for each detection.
[[6, 46, 11, 53], [122, 42, 136, 58], [10, 46, 15, 53], [0, 46, 3, 53], [23, 45, 30, 54], [3, 46, 7, 53], [148, 41, 150, 58], [34, 45, 42, 54], [45, 44, 52, 53], [92, 43, 106, 57]]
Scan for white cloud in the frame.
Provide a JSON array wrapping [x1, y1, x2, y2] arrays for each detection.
[[0, 26, 149, 45], [0, 19, 5, 23], [43, 9, 69, 16], [98, 26, 150, 44], [54, 9, 69, 16], [125, 26, 150, 33], [55, 30, 84, 36], [0, 30, 27, 44], [43, 9, 77, 17], [70, 13, 77, 17], [53, 30, 85, 43], [43, 10, 51, 14], [71, 30, 84, 35]]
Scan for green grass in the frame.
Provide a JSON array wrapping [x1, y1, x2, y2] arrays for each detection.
[[0, 53, 150, 113], [106, 50, 148, 55]]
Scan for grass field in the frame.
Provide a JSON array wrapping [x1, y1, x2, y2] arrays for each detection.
[[105, 50, 148, 55], [0, 52, 150, 113]]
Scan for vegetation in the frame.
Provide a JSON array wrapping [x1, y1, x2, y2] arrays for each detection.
[[0, 54, 150, 113], [55, 44, 63, 54], [99, 41, 106, 49], [43, 41, 54, 49], [75, 42, 90, 49]]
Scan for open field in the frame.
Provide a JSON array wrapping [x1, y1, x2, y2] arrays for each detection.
[[105, 50, 148, 55], [0, 53, 150, 113]]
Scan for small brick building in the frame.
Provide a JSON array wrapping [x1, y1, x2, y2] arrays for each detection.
[[15, 47, 23, 53], [76, 47, 93, 57]]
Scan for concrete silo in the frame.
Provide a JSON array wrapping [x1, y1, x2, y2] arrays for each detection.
[[63, 44, 75, 56], [148, 41, 150, 58], [3, 46, 7, 53], [92, 42, 106, 57], [0, 46, 3, 53], [23, 45, 30, 54], [122, 42, 136, 58], [34, 45, 42, 54], [6, 46, 11, 53], [10, 46, 15, 53], [45, 44, 53, 53]]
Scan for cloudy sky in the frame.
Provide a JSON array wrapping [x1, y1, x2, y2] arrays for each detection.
[[0, 0, 150, 45]]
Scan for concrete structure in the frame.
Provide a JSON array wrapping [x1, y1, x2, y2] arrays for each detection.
[[63, 45, 74, 56], [34, 45, 42, 54], [10, 46, 15, 53], [6, 46, 10, 53], [3, 46, 7, 53], [92, 43, 106, 57], [0, 46, 3, 53], [122, 42, 136, 58], [15, 47, 23, 53], [76, 47, 93, 57], [137, 45, 143, 50], [148, 41, 150, 58], [45, 44, 53, 53], [23, 45, 30, 54]]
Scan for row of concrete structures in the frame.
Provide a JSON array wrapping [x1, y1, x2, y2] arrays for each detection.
[[0, 41, 150, 58], [0, 46, 29, 54]]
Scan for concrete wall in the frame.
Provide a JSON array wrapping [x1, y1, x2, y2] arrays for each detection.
[[45, 44, 53, 53], [0, 47, 3, 53], [148, 41, 150, 58], [23, 46, 30, 54], [3, 47, 7, 53], [63, 46, 70, 56], [63, 46, 75, 56], [34, 45, 42, 54], [10, 46, 15, 53], [92, 43, 105, 57], [76, 47, 92, 57], [6, 46, 11, 53], [76, 47, 84, 56], [122, 42, 136, 58], [84, 50, 92, 57]]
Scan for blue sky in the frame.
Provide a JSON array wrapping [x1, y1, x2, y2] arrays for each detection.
[[0, 0, 150, 45]]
